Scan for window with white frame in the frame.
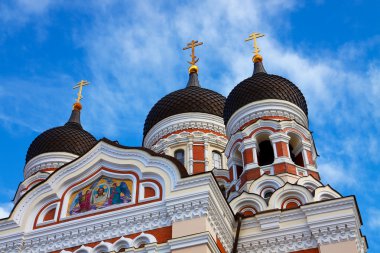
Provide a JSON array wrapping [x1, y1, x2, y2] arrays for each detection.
[[174, 149, 185, 165], [212, 151, 222, 169]]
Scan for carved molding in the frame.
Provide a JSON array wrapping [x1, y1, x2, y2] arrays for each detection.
[[144, 112, 226, 149], [24, 152, 78, 179]]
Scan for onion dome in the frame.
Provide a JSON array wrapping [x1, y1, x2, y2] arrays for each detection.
[[223, 60, 308, 124], [143, 68, 226, 138], [25, 102, 97, 163]]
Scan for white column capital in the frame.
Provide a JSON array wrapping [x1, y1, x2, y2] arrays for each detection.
[[269, 132, 291, 143]]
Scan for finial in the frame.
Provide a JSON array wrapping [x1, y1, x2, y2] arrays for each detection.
[[245, 32, 265, 63], [183, 40, 203, 73], [72, 80, 90, 110]]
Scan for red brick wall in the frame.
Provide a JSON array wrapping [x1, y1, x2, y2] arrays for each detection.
[[307, 150, 314, 165], [144, 187, 155, 198], [193, 144, 205, 160], [276, 142, 289, 157], [229, 167, 234, 181], [243, 149, 254, 164], [239, 168, 261, 186], [193, 162, 205, 174], [43, 208, 55, 222], [193, 144, 205, 174]]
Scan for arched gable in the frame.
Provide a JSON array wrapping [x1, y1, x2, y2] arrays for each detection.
[[7, 140, 188, 231]]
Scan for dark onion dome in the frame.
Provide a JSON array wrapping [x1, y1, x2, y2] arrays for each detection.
[[143, 69, 226, 138], [25, 102, 97, 163], [223, 60, 308, 124]]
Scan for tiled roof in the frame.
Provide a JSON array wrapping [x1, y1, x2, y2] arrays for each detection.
[[224, 72, 308, 124], [143, 73, 226, 137]]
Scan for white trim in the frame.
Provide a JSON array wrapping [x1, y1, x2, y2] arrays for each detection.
[[144, 112, 226, 148], [36, 202, 60, 225], [139, 182, 160, 202], [225, 119, 312, 158], [24, 152, 78, 178], [226, 99, 308, 137]]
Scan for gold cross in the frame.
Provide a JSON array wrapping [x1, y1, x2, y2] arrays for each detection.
[[183, 40, 203, 66], [73, 80, 90, 103], [245, 32, 265, 62]]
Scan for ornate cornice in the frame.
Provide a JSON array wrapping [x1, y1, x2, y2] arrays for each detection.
[[152, 130, 227, 154], [144, 113, 226, 149], [226, 99, 309, 137], [24, 152, 78, 179]]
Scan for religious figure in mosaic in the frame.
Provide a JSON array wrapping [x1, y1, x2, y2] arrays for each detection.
[[68, 176, 133, 215]]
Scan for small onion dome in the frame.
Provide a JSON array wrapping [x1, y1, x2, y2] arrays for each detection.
[[25, 105, 97, 163], [223, 61, 308, 124], [143, 71, 226, 138]]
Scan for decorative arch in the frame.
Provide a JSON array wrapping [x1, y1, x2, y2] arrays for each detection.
[[314, 185, 341, 201], [93, 241, 113, 253], [297, 175, 323, 192], [268, 183, 314, 209], [113, 237, 133, 252], [133, 232, 157, 248], [248, 174, 285, 196], [35, 201, 60, 226], [11, 140, 186, 232], [229, 192, 268, 214], [139, 181, 160, 202]]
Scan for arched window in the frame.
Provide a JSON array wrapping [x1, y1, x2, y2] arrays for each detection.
[[174, 149, 185, 165], [256, 133, 274, 166], [212, 151, 222, 169], [288, 133, 304, 167], [258, 140, 274, 166]]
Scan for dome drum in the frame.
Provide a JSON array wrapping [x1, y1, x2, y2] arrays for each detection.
[[224, 72, 308, 127], [225, 99, 309, 137], [143, 83, 226, 140]]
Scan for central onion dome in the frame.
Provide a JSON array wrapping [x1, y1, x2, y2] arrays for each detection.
[[224, 61, 308, 124], [26, 103, 97, 163], [143, 69, 226, 138]]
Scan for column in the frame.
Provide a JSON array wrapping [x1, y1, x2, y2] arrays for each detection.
[[239, 139, 258, 171], [269, 133, 292, 164]]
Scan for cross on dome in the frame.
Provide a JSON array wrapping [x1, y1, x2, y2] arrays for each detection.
[[183, 40, 203, 73], [245, 32, 265, 63], [72, 80, 90, 110]]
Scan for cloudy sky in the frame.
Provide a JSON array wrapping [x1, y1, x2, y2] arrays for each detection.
[[0, 0, 379, 251]]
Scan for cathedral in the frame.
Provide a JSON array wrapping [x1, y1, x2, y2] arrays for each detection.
[[0, 34, 367, 253]]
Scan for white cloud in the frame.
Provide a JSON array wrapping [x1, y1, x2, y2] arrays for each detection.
[[0, 202, 13, 219], [317, 161, 357, 188], [0, 1, 379, 191], [368, 208, 380, 229], [0, 0, 55, 24]]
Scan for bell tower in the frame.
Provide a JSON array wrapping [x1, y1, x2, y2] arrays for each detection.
[[143, 41, 228, 175], [223, 34, 318, 195]]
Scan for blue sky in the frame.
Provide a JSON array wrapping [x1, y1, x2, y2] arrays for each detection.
[[0, 0, 379, 250]]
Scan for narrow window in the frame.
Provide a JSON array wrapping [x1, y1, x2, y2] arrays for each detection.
[[288, 133, 305, 167], [174, 149, 185, 165], [212, 151, 222, 169], [258, 140, 274, 166]]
